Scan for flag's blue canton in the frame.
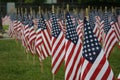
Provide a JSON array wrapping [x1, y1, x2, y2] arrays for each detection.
[[98, 11, 103, 22], [11, 14, 17, 21], [23, 16, 29, 25], [51, 13, 61, 38], [111, 14, 117, 22], [47, 12, 51, 20], [60, 12, 64, 20], [29, 18, 34, 27], [94, 10, 98, 16], [74, 17, 79, 28], [79, 12, 84, 20], [36, 14, 40, 19], [89, 12, 95, 29], [103, 12, 111, 34], [66, 12, 78, 44], [70, 12, 78, 27], [10, 15, 14, 21], [41, 15, 47, 30], [18, 15, 22, 22], [38, 19, 42, 29], [83, 19, 101, 63]]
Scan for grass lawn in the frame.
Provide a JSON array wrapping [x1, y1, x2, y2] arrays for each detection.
[[0, 39, 64, 80], [0, 39, 120, 80]]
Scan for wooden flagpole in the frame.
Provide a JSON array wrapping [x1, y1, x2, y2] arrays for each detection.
[[30, 7, 36, 65], [33, 54, 35, 65], [26, 50, 29, 61], [99, 6, 104, 47], [52, 4, 55, 80], [38, 6, 44, 73], [40, 58, 43, 73], [66, 4, 69, 12]]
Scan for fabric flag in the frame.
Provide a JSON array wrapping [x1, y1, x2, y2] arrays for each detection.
[[58, 19, 66, 35], [23, 16, 31, 51], [103, 12, 117, 58], [13, 20, 19, 39], [65, 12, 83, 80], [95, 16, 104, 44], [118, 15, 120, 26], [89, 12, 102, 43], [35, 19, 43, 61], [20, 23, 26, 48], [16, 21, 23, 40], [40, 15, 51, 58], [81, 18, 115, 80], [110, 14, 120, 41], [51, 12, 65, 74], [13, 21, 20, 39], [8, 20, 14, 38], [95, 15, 104, 44], [28, 18, 36, 54], [76, 19, 84, 40]]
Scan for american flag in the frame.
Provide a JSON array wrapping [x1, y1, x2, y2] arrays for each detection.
[[15, 21, 22, 40], [118, 15, 120, 25], [35, 19, 43, 61], [28, 17, 36, 54], [13, 20, 19, 39], [20, 24, 26, 48], [40, 15, 51, 58], [89, 12, 102, 43], [110, 14, 120, 41], [103, 12, 117, 58], [58, 19, 66, 35], [51, 12, 65, 74], [95, 16, 104, 44], [8, 15, 16, 37], [22, 16, 31, 51], [81, 18, 115, 80], [65, 12, 83, 80], [8, 21, 14, 38], [76, 19, 84, 40]]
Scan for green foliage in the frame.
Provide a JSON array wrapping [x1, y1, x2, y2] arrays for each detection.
[[1, 0, 46, 3], [78, 0, 82, 4], [24, 0, 34, 3], [3, 25, 8, 30], [109, 43, 120, 77]]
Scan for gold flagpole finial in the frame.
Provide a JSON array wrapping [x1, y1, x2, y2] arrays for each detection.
[[30, 7, 32, 15], [86, 7, 89, 20], [25, 8, 27, 15], [39, 6, 41, 14], [105, 6, 107, 12], [111, 6, 114, 14], [52, 5, 55, 13], [66, 4, 69, 12]]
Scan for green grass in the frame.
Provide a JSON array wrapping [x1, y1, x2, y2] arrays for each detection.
[[0, 39, 64, 80], [3, 25, 9, 31], [109, 43, 120, 78], [0, 39, 120, 80]]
